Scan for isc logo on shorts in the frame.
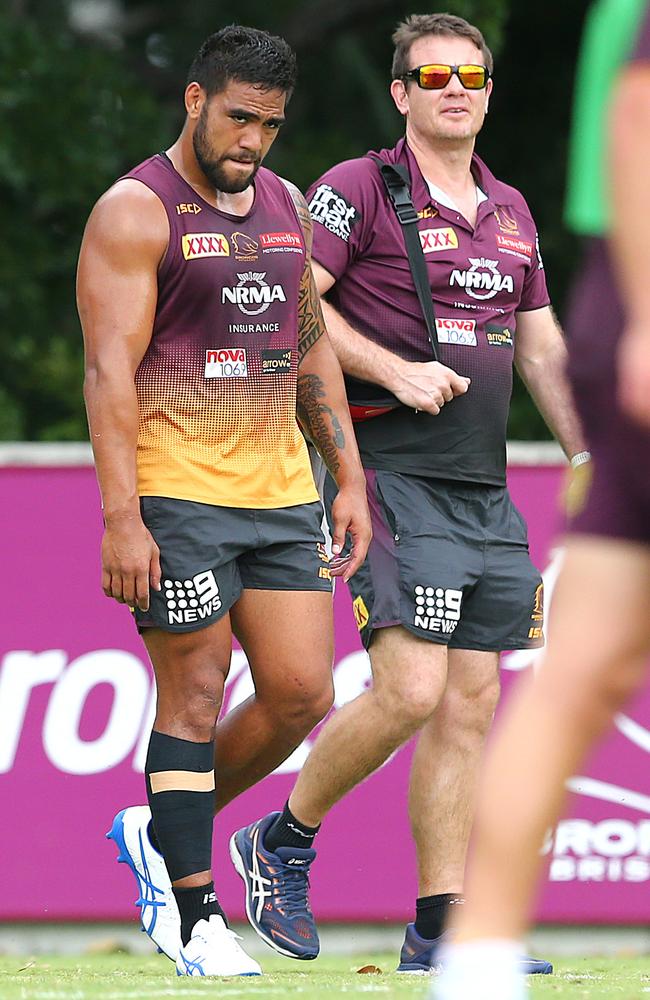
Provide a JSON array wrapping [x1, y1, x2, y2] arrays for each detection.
[[414, 585, 462, 633], [205, 348, 248, 378], [164, 571, 221, 626]]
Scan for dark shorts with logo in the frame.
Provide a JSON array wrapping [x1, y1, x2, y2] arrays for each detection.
[[567, 238, 650, 544], [135, 497, 332, 633], [324, 471, 543, 651]]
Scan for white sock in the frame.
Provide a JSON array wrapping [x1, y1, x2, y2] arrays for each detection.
[[433, 939, 526, 1000]]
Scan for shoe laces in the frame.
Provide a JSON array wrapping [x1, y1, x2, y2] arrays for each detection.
[[198, 919, 247, 955], [272, 860, 313, 916]]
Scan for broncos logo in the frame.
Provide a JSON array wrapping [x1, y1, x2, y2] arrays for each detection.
[[494, 208, 519, 235], [231, 231, 259, 260]]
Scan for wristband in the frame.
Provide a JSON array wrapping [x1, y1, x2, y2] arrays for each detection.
[[570, 451, 591, 469]]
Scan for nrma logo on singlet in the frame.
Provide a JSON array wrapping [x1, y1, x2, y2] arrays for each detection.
[[222, 271, 287, 316], [450, 257, 514, 301]]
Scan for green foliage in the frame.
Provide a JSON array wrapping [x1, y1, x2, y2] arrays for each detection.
[[0, 0, 589, 440], [0, 4, 167, 439]]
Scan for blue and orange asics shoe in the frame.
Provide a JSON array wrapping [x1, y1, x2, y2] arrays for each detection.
[[397, 924, 553, 975], [229, 812, 319, 960], [107, 806, 180, 961]]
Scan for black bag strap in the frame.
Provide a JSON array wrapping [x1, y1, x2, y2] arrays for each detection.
[[369, 156, 440, 362]]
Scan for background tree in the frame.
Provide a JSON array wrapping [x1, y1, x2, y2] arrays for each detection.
[[0, 0, 588, 441]]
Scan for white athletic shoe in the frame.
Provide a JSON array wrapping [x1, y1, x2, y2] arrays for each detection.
[[106, 806, 180, 961], [433, 939, 527, 1000], [176, 915, 262, 977]]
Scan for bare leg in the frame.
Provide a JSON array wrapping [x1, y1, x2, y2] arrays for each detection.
[[214, 589, 334, 810], [289, 626, 448, 827], [455, 537, 650, 943], [409, 649, 500, 897]]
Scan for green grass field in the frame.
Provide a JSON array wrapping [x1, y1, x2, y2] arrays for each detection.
[[2, 954, 650, 999]]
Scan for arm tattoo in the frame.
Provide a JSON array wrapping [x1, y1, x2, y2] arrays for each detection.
[[281, 177, 313, 255], [297, 372, 345, 477], [298, 266, 326, 361], [280, 177, 326, 361]]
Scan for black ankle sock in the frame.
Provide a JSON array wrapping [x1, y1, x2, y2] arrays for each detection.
[[264, 801, 320, 853], [173, 881, 224, 946], [414, 893, 465, 941]]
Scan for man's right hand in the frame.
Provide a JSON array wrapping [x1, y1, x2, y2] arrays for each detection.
[[101, 512, 162, 611], [390, 359, 471, 415]]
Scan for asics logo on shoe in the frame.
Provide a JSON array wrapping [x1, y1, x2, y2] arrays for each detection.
[[203, 891, 217, 905], [249, 827, 272, 921], [286, 858, 308, 865]]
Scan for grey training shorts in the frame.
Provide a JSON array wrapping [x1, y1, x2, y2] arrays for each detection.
[[135, 496, 332, 633], [324, 470, 544, 652]]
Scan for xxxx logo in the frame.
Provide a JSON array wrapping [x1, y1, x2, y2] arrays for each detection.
[[182, 233, 230, 260], [419, 227, 458, 253]]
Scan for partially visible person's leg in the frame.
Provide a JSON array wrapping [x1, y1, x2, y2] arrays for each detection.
[[214, 588, 334, 809], [436, 537, 650, 1000], [458, 537, 650, 940]]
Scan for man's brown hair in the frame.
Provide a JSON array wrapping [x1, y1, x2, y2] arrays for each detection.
[[392, 13, 493, 81]]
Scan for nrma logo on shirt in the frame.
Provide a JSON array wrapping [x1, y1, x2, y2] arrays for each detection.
[[450, 257, 514, 301], [222, 272, 287, 316]]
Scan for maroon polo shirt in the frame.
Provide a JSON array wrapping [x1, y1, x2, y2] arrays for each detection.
[[307, 138, 550, 485]]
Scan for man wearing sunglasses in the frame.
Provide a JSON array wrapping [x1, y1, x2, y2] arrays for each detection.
[[230, 12, 584, 974]]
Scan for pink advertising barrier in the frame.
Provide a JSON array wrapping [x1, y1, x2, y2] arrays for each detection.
[[1, 451, 649, 924]]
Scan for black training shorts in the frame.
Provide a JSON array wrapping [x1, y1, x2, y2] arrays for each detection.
[[135, 497, 332, 633], [324, 470, 544, 652]]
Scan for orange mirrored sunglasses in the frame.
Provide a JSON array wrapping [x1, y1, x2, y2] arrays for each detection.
[[400, 63, 491, 90]]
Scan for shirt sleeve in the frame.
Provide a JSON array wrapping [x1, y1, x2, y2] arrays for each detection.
[[306, 159, 377, 281]]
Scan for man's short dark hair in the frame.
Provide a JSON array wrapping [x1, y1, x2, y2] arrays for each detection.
[[187, 25, 297, 100], [392, 13, 493, 80]]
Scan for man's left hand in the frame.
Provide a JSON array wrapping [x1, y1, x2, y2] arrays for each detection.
[[329, 481, 372, 583]]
